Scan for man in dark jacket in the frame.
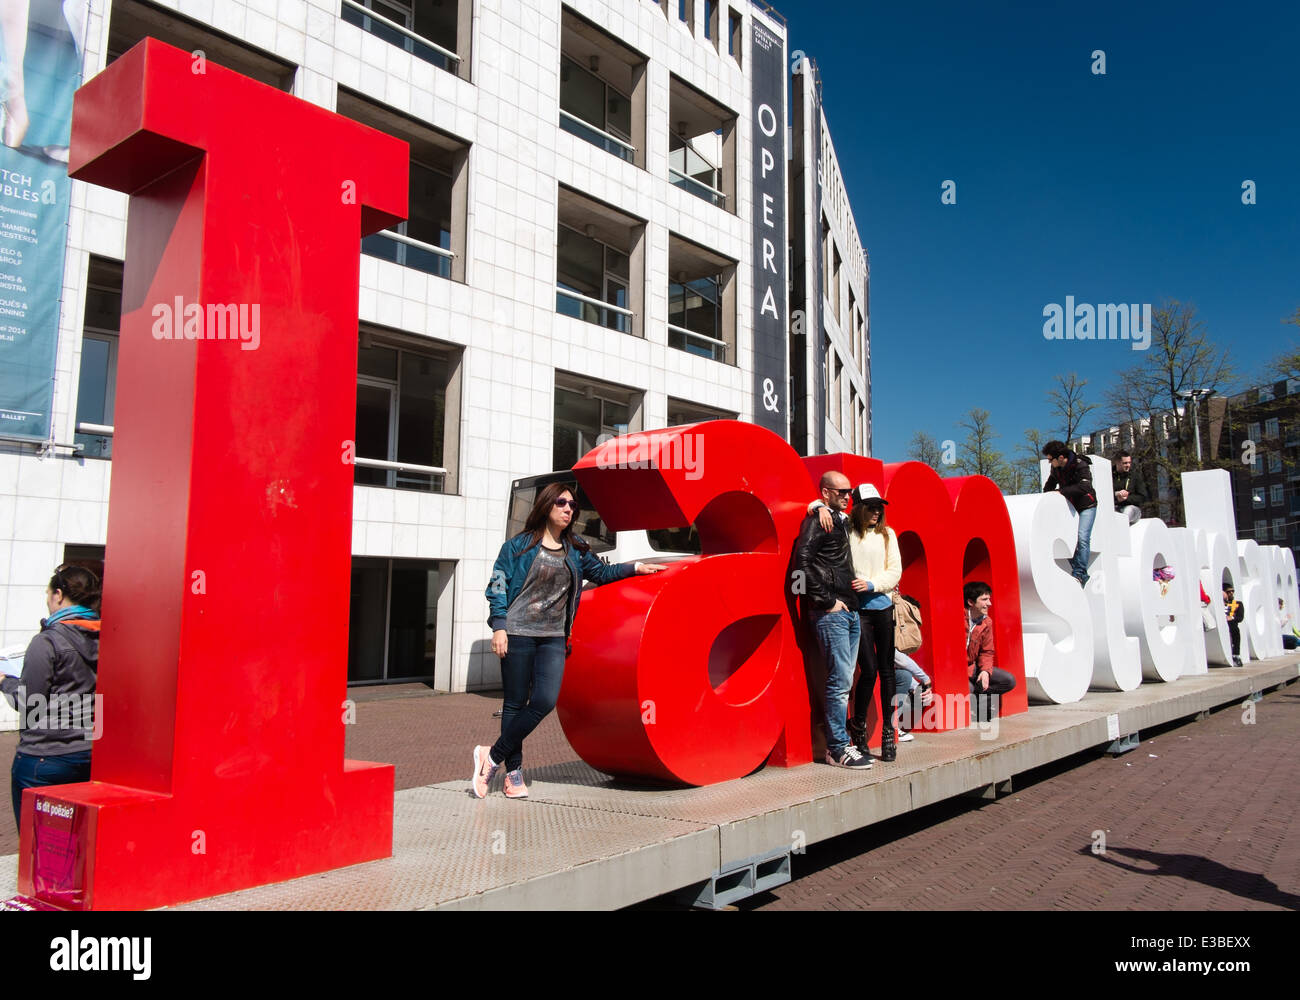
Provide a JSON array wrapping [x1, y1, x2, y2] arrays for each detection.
[[1112, 450, 1148, 525], [794, 471, 870, 768], [1042, 440, 1097, 587]]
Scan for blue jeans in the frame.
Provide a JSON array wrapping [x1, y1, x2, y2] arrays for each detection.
[[491, 634, 566, 773], [1071, 505, 1097, 584], [812, 608, 860, 755], [11, 750, 91, 831]]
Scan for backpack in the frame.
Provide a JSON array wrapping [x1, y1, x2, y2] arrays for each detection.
[[893, 593, 923, 654]]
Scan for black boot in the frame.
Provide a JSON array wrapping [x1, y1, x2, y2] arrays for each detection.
[[848, 719, 869, 754], [880, 725, 897, 762]]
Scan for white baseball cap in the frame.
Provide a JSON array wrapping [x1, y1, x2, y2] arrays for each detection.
[[854, 484, 888, 505]]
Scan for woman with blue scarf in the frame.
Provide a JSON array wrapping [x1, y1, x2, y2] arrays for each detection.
[[1, 565, 100, 829]]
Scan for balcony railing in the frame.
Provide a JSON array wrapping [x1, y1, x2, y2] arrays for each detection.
[[559, 110, 636, 162], [74, 421, 113, 459], [341, 0, 461, 74], [669, 166, 726, 208], [362, 229, 455, 279], [668, 323, 727, 362], [556, 285, 633, 334], [354, 456, 447, 493]]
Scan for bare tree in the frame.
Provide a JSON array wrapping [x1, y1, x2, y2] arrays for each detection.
[[1104, 299, 1234, 522], [955, 408, 1009, 485], [1004, 427, 1047, 495], [1270, 307, 1300, 381], [1047, 372, 1098, 442], [906, 430, 945, 469]]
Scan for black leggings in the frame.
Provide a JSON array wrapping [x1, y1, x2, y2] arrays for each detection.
[[852, 605, 896, 734]]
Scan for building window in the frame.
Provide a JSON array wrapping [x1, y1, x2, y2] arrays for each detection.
[[1269, 452, 1283, 474], [73, 258, 123, 460], [556, 186, 645, 338], [1251, 454, 1263, 476], [553, 372, 643, 472], [353, 330, 461, 494], [704, 0, 718, 44], [728, 10, 743, 61], [1255, 521, 1269, 541], [678, 0, 693, 29], [108, 0, 296, 89], [349, 558, 455, 684], [560, 8, 646, 165], [341, 0, 469, 79], [1247, 421, 1261, 441], [338, 89, 469, 282], [668, 233, 736, 363], [667, 397, 735, 426], [1253, 488, 1267, 509], [1265, 417, 1280, 439], [668, 75, 736, 210], [1274, 518, 1287, 541], [1272, 485, 1285, 507]]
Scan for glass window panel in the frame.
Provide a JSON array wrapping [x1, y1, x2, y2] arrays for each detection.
[[347, 560, 389, 682], [606, 90, 631, 141], [556, 227, 604, 297], [387, 563, 438, 680], [358, 344, 399, 380], [355, 383, 394, 486], [559, 57, 605, 130], [83, 285, 122, 331], [75, 338, 110, 426], [408, 160, 453, 251], [396, 352, 446, 490]]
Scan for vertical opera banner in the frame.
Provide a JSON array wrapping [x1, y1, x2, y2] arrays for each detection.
[[749, 13, 789, 439], [0, 0, 87, 438], [17, 38, 407, 910]]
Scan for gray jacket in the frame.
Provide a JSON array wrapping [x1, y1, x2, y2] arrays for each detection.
[[1, 616, 99, 756]]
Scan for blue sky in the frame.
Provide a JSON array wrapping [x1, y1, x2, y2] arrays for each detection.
[[779, 0, 1300, 463]]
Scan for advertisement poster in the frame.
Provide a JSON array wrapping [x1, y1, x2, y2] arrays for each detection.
[[0, 0, 86, 440], [30, 793, 88, 908]]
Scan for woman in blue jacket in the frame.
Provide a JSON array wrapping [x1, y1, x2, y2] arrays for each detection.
[[472, 482, 663, 799]]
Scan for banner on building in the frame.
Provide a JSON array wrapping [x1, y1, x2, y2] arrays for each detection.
[[0, 0, 87, 441], [749, 17, 788, 439]]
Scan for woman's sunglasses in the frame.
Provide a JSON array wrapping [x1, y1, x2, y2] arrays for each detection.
[[553, 498, 577, 510]]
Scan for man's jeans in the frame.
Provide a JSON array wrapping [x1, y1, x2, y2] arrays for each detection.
[[1071, 505, 1098, 585], [812, 608, 860, 755]]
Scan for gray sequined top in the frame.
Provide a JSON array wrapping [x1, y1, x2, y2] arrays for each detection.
[[504, 545, 573, 637]]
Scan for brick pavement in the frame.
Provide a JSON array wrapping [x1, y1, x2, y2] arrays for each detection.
[[735, 685, 1300, 910], [1, 681, 1296, 910]]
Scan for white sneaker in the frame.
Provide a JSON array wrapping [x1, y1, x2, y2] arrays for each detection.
[[896, 730, 915, 742]]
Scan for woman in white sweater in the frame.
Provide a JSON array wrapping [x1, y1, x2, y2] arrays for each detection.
[[846, 485, 903, 760]]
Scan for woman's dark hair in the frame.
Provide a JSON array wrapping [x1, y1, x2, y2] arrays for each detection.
[[521, 482, 589, 553], [849, 498, 889, 539], [49, 564, 101, 612]]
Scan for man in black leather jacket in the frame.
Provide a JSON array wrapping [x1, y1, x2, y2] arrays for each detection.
[[794, 471, 871, 768], [1042, 440, 1097, 586]]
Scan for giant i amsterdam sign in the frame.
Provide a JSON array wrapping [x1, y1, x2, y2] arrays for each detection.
[[19, 41, 1298, 910]]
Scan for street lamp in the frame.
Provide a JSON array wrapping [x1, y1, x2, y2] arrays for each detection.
[[1177, 388, 1214, 467]]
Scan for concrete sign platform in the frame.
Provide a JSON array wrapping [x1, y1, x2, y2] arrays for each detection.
[[2, 657, 1295, 910]]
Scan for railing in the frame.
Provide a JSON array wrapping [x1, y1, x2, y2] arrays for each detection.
[[354, 456, 447, 492], [74, 421, 114, 459], [669, 166, 726, 208], [556, 285, 634, 334], [362, 229, 455, 279], [668, 323, 727, 362], [559, 110, 636, 162], [340, 0, 461, 74]]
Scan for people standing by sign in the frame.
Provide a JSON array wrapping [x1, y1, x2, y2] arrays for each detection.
[[818, 485, 902, 761], [1112, 451, 1148, 526], [1042, 440, 1098, 586], [472, 484, 664, 799], [796, 472, 871, 769], [1, 565, 100, 830], [1223, 585, 1245, 667]]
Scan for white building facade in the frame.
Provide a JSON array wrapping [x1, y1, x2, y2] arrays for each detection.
[[0, 0, 870, 692]]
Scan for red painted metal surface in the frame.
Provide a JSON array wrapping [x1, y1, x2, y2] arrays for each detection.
[[561, 425, 1026, 785], [17, 38, 407, 909]]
